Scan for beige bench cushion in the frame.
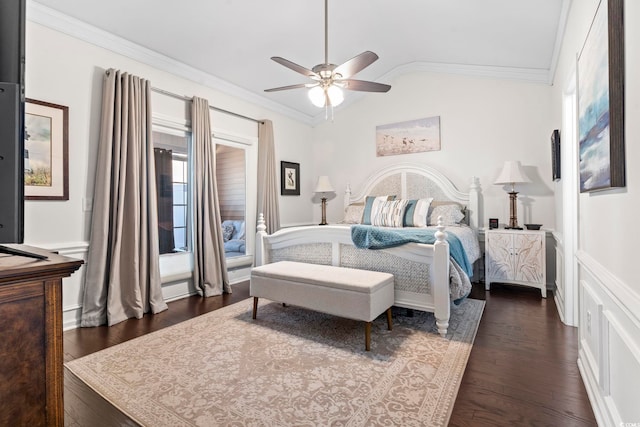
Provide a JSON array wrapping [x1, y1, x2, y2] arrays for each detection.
[[250, 261, 395, 322], [251, 261, 394, 293]]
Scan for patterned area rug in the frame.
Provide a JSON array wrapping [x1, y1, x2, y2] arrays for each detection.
[[65, 298, 484, 426]]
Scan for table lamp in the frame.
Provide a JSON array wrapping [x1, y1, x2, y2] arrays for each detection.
[[314, 176, 334, 225], [493, 161, 530, 229]]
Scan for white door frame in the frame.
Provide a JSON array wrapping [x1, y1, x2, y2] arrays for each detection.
[[561, 66, 579, 326]]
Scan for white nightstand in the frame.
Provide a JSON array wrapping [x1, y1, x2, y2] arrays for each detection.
[[485, 228, 546, 297]]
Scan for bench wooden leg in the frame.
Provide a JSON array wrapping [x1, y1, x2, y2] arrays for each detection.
[[365, 322, 372, 351], [386, 308, 393, 331], [252, 297, 258, 319]]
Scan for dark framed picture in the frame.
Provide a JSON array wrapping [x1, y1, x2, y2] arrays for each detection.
[[24, 98, 69, 200], [489, 218, 499, 230], [280, 161, 300, 196], [577, 0, 625, 192], [551, 129, 561, 181]]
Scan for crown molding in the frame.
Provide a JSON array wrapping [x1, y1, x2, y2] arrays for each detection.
[[26, 1, 315, 126], [384, 61, 550, 84], [548, 0, 573, 85], [310, 61, 551, 125]]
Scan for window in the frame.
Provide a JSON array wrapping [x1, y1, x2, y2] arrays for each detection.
[[153, 130, 190, 255], [171, 153, 189, 251], [216, 143, 246, 258]]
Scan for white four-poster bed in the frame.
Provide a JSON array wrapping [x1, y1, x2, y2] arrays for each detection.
[[255, 163, 481, 336]]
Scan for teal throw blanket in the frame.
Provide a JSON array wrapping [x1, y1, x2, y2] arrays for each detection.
[[350, 225, 473, 277]]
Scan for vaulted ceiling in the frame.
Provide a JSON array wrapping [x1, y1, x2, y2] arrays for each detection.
[[31, 0, 569, 123]]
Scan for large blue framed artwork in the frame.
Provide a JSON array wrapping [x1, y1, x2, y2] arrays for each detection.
[[577, 0, 625, 192]]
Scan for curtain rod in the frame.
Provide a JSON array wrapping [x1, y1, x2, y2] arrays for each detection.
[[151, 87, 264, 125]]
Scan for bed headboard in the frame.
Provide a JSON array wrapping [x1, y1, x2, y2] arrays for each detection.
[[344, 163, 481, 231]]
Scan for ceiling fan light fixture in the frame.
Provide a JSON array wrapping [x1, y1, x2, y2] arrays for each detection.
[[265, 0, 390, 116], [308, 86, 326, 107], [327, 85, 344, 106], [308, 85, 344, 108]]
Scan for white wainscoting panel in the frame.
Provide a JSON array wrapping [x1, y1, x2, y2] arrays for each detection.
[[576, 250, 640, 427], [37, 241, 252, 330]]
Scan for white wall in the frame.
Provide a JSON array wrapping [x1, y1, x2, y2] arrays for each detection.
[[24, 21, 315, 328], [312, 71, 554, 230], [551, 1, 640, 425]]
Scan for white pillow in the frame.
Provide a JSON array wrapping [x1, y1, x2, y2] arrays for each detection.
[[429, 204, 465, 225], [371, 199, 409, 227], [342, 204, 364, 224]]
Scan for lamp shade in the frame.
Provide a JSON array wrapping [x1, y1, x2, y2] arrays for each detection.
[[494, 161, 531, 185], [314, 176, 335, 193]]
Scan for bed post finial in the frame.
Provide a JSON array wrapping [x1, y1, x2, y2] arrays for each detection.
[[257, 213, 267, 233], [435, 216, 446, 242], [344, 183, 352, 210], [255, 213, 268, 266], [468, 176, 480, 231]]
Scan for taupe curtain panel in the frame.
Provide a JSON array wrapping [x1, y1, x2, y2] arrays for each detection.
[[257, 120, 280, 234], [192, 97, 230, 296], [82, 69, 168, 327]]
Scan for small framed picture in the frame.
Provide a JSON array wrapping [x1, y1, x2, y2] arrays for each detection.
[[551, 129, 561, 181], [489, 218, 499, 229], [280, 161, 300, 196]]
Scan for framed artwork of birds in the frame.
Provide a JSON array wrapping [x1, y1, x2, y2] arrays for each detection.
[[375, 116, 441, 157]]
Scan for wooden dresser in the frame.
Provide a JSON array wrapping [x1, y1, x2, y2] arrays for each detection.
[[0, 245, 83, 427]]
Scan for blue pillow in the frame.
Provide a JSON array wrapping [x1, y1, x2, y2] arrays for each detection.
[[403, 198, 433, 227]]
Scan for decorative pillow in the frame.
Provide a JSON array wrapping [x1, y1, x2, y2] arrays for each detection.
[[371, 199, 409, 227], [403, 198, 434, 227], [428, 204, 465, 226], [361, 195, 396, 225], [222, 223, 235, 242], [342, 204, 365, 224]]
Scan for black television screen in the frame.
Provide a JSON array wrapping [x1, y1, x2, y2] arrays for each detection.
[[0, 0, 26, 243]]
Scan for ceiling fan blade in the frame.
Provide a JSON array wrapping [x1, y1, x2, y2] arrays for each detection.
[[333, 51, 379, 78], [271, 57, 318, 78], [340, 79, 391, 93], [264, 83, 312, 92]]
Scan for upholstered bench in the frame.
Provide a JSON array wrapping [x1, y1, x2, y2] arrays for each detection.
[[250, 261, 395, 351]]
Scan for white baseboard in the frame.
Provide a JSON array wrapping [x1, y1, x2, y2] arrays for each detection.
[[45, 240, 253, 330]]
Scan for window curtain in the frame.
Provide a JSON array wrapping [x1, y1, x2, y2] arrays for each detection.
[[81, 69, 168, 327], [154, 148, 175, 254], [192, 96, 230, 296], [257, 120, 280, 234]]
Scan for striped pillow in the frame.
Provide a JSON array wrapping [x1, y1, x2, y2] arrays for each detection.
[[361, 195, 396, 225], [371, 199, 410, 227], [403, 198, 434, 227]]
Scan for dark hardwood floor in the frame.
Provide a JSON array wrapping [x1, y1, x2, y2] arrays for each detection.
[[64, 282, 596, 426], [449, 283, 596, 427]]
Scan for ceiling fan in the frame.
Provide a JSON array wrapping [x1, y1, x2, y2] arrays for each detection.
[[264, 0, 391, 110]]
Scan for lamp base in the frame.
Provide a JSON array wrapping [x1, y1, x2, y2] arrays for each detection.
[[319, 197, 328, 226], [504, 226, 523, 230], [507, 191, 521, 229]]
